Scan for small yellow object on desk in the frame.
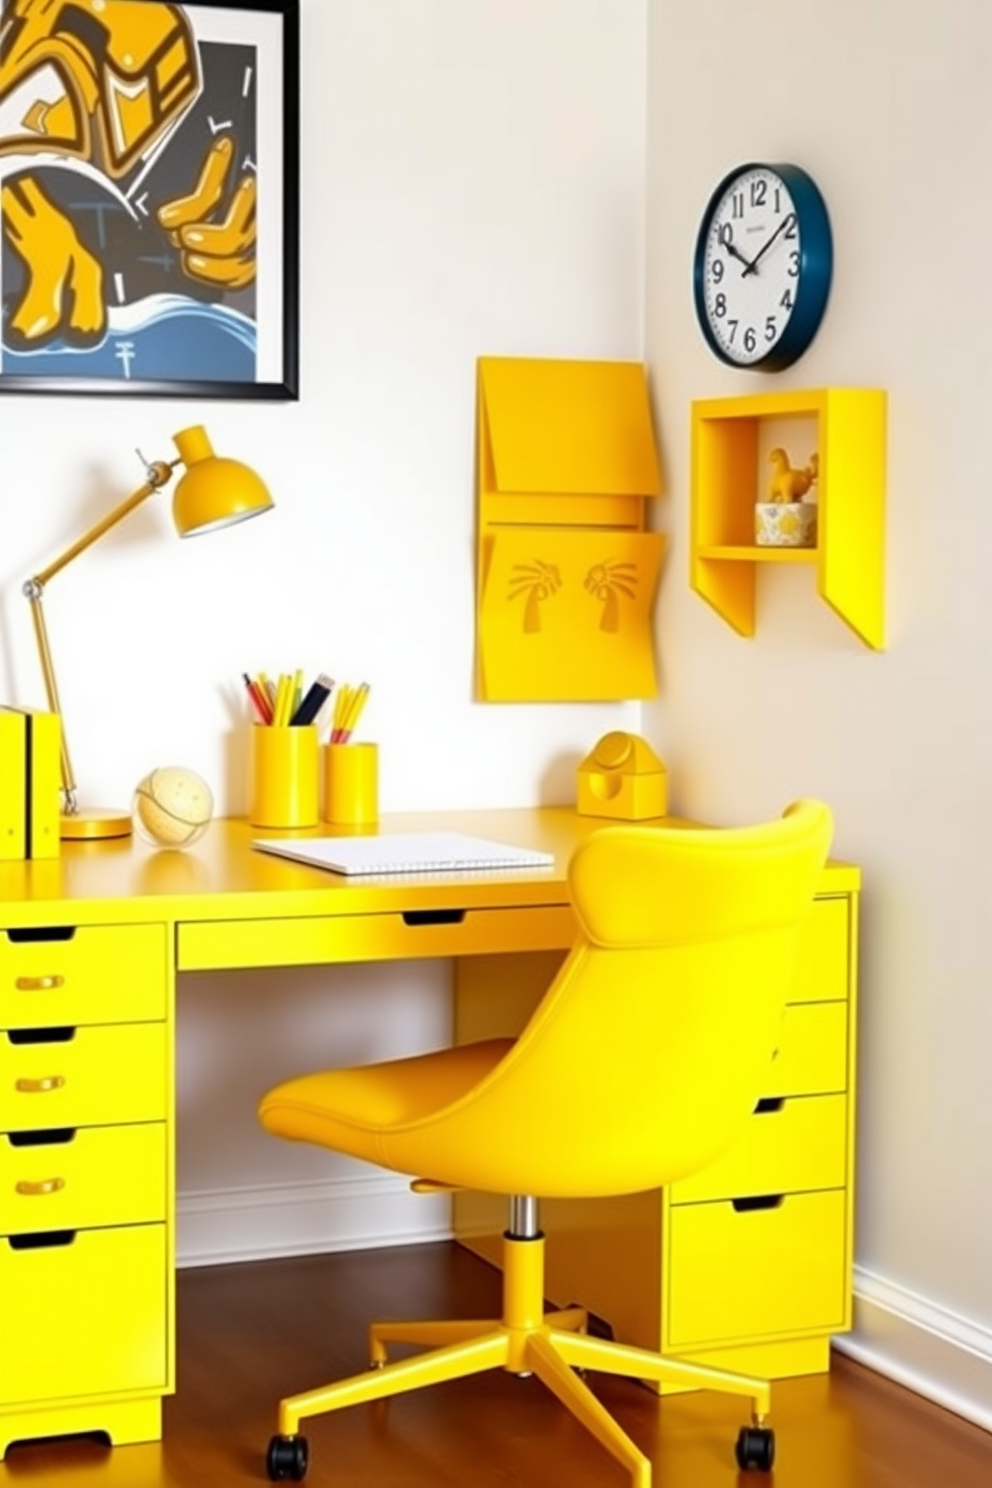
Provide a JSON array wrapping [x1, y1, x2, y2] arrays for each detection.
[[576, 730, 668, 820], [133, 767, 214, 848]]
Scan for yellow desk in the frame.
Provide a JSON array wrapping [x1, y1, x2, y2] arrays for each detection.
[[0, 808, 859, 1454]]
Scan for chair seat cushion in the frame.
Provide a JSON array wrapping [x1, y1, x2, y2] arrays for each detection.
[[258, 1038, 514, 1169]]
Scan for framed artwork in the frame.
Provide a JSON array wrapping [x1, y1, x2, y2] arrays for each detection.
[[0, 0, 299, 398]]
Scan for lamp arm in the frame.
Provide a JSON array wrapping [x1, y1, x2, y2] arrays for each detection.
[[31, 460, 175, 588], [21, 457, 176, 815]]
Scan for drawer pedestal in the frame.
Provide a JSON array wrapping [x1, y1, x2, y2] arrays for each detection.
[[454, 890, 859, 1389], [0, 923, 174, 1460]]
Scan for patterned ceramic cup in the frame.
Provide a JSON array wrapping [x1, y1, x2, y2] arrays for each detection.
[[754, 502, 817, 548]]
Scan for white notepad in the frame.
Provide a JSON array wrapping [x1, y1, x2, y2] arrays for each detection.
[[252, 831, 555, 877]]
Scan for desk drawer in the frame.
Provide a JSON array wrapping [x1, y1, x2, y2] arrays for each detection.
[[0, 1123, 167, 1235], [178, 905, 576, 971], [666, 1189, 847, 1348], [767, 1002, 848, 1097], [0, 925, 167, 1028], [669, 1094, 847, 1205], [790, 898, 850, 1003], [0, 1223, 167, 1405], [0, 1024, 168, 1131]]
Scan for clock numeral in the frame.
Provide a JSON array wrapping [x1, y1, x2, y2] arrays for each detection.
[[780, 288, 794, 311], [713, 293, 727, 318], [787, 251, 800, 278], [750, 178, 767, 208], [765, 315, 777, 342], [774, 186, 781, 213], [731, 191, 744, 219], [727, 319, 739, 344], [785, 216, 798, 239], [743, 326, 757, 354], [711, 258, 724, 283], [718, 222, 734, 247]]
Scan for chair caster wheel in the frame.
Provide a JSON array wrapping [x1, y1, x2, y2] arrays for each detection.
[[736, 1425, 775, 1472], [267, 1433, 309, 1481]]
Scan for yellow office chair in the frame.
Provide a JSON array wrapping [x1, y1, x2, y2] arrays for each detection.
[[258, 800, 833, 1486]]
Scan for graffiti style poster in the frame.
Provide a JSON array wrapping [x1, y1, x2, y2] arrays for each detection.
[[0, 0, 298, 397]]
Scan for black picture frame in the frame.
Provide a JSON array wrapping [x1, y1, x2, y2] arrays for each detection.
[[0, 0, 299, 399]]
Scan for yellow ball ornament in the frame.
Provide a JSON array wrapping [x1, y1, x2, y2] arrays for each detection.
[[133, 767, 214, 849]]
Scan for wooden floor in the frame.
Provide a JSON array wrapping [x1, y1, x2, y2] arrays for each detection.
[[2, 1241, 990, 1488]]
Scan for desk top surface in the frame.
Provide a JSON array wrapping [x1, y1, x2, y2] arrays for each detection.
[[0, 808, 859, 927]]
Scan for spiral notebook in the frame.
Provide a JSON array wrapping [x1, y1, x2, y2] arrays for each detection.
[[252, 831, 555, 877]]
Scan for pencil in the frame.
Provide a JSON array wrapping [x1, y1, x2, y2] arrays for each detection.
[[243, 672, 272, 724], [292, 673, 334, 726]]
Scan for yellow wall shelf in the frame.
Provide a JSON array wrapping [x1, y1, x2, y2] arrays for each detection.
[[691, 388, 887, 649]]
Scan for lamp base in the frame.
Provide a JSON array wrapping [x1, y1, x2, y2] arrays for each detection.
[[61, 808, 133, 841]]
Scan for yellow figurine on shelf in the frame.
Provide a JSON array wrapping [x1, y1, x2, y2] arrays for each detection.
[[767, 448, 818, 503], [756, 448, 819, 548]]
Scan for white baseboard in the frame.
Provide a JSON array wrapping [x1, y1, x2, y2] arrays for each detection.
[[835, 1266, 992, 1433], [177, 1175, 452, 1269]]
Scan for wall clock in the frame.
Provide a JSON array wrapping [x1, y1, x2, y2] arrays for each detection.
[[693, 162, 833, 371]]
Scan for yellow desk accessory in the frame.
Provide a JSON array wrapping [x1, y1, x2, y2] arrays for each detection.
[[577, 730, 668, 820], [250, 725, 319, 830], [0, 706, 60, 860], [22, 426, 274, 840], [476, 357, 666, 701], [324, 742, 378, 827]]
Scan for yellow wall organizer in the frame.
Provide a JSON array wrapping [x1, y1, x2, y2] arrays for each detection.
[[476, 357, 665, 701], [691, 388, 887, 650]]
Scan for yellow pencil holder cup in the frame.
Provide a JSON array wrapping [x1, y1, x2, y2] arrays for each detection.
[[249, 726, 319, 829], [324, 743, 378, 827]]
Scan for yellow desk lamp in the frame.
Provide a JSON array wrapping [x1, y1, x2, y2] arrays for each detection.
[[23, 426, 273, 841]]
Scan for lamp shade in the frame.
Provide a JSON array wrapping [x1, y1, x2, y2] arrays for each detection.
[[171, 425, 274, 537]]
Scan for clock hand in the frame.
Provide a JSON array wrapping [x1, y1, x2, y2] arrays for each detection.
[[717, 225, 756, 274], [742, 213, 796, 277]]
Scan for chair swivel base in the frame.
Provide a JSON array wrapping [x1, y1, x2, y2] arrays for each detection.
[[265, 1231, 775, 1487]]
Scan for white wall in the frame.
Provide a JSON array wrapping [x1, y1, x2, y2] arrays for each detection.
[[0, 3, 649, 1257], [645, 0, 992, 1427]]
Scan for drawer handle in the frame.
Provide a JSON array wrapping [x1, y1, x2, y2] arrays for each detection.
[[753, 1097, 785, 1115], [6, 927, 75, 944], [731, 1194, 784, 1213], [15, 1178, 65, 1197], [14, 1076, 66, 1094], [8, 1128, 76, 1148], [8, 1229, 76, 1250], [9, 1027, 75, 1046], [401, 909, 467, 927], [14, 975, 65, 991]]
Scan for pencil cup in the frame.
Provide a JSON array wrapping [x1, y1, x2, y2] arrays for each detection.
[[324, 743, 378, 827], [249, 726, 319, 829]]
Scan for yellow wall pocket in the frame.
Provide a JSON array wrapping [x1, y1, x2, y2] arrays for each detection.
[[476, 357, 666, 700]]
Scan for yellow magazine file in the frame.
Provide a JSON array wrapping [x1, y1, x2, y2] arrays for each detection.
[[476, 357, 665, 701], [0, 707, 61, 859], [0, 708, 28, 861], [20, 708, 61, 858]]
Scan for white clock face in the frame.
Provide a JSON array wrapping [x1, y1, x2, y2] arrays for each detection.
[[701, 167, 800, 366]]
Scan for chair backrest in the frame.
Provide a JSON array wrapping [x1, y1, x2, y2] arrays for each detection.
[[394, 800, 833, 1199]]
